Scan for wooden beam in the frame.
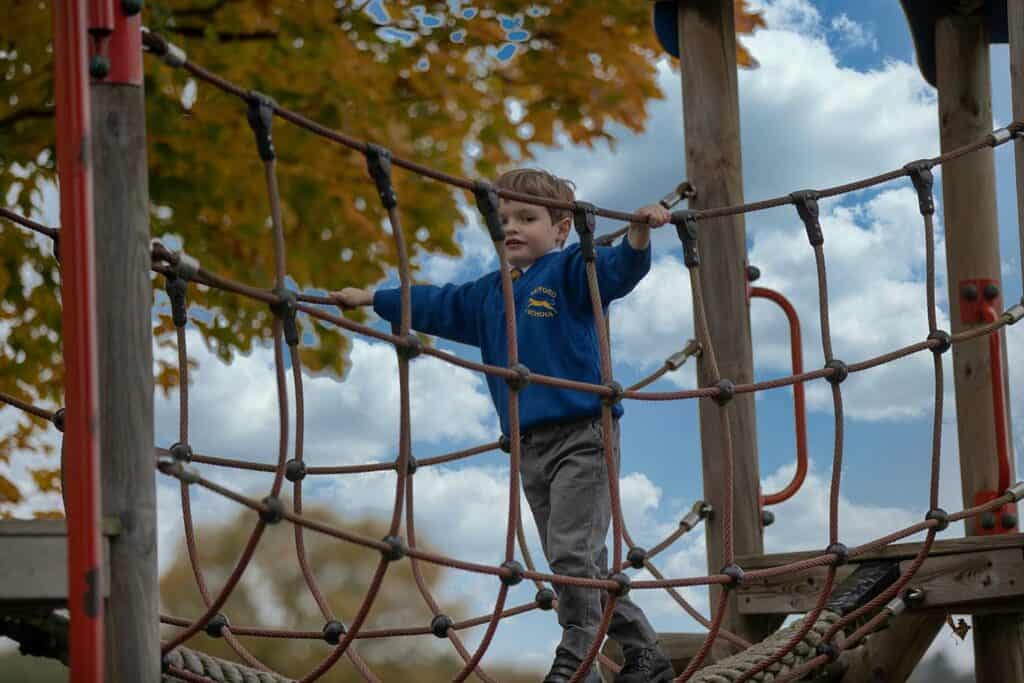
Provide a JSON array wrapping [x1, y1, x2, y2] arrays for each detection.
[[0, 520, 118, 605], [91, 20, 159, 682], [738, 533, 1024, 567], [934, 5, 1024, 680], [739, 547, 1024, 616], [838, 613, 945, 682], [676, 0, 770, 649]]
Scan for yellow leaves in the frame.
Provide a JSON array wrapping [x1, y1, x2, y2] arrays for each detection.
[[0, 475, 23, 504], [4, 1, 673, 516], [735, 0, 767, 69], [30, 468, 61, 494]]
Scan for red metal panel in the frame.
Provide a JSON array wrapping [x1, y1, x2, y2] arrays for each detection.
[[52, 1, 104, 680], [87, 0, 114, 35], [961, 278, 1017, 535], [106, 7, 143, 85]]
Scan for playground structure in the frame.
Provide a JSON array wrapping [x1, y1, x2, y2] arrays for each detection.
[[4, 1, 1024, 681]]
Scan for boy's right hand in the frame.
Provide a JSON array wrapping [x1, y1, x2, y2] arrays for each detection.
[[330, 287, 374, 309]]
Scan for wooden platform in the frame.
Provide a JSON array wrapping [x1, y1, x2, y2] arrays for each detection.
[[736, 533, 1024, 616], [0, 519, 118, 607]]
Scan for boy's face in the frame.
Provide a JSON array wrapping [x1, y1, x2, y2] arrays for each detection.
[[499, 199, 571, 269]]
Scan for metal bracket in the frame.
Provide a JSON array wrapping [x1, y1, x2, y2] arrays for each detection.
[[973, 490, 1018, 536]]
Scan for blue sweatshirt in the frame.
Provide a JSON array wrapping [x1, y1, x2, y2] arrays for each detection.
[[374, 239, 651, 435]]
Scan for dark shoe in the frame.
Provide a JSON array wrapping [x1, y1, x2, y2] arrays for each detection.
[[544, 647, 600, 683], [615, 643, 674, 682]]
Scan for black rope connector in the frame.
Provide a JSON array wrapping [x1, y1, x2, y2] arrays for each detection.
[[761, 509, 775, 527], [535, 587, 556, 610], [721, 564, 745, 589], [506, 363, 531, 391], [169, 441, 193, 463], [928, 330, 951, 355], [403, 455, 418, 476], [52, 408, 65, 433], [322, 620, 346, 645], [816, 641, 840, 662], [826, 542, 849, 567], [746, 264, 761, 282], [713, 379, 735, 406], [89, 54, 110, 80], [602, 380, 624, 407], [381, 535, 407, 562], [627, 546, 647, 570], [430, 614, 453, 639], [284, 459, 307, 482], [825, 359, 848, 385], [270, 288, 299, 347], [365, 144, 398, 210], [204, 613, 230, 638], [672, 210, 700, 268], [122, 0, 144, 17], [473, 181, 504, 242], [904, 160, 935, 216], [573, 202, 598, 262], [790, 190, 823, 247], [245, 91, 277, 162], [165, 274, 188, 328], [499, 560, 525, 586], [609, 572, 631, 597], [398, 333, 422, 360], [259, 496, 285, 525], [926, 508, 949, 532], [498, 434, 511, 453]]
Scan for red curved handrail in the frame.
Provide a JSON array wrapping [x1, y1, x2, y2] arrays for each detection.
[[750, 285, 809, 506]]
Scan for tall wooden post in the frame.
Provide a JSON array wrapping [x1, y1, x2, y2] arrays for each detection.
[[676, 0, 772, 648], [1012, 0, 1024, 290], [89, 6, 159, 682], [935, 3, 1024, 681]]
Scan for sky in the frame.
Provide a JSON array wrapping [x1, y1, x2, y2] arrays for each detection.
[[3, 0, 1022, 678]]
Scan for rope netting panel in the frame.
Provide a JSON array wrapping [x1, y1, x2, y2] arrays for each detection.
[[4, 27, 1024, 683]]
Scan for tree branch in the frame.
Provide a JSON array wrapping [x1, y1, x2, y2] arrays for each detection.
[[167, 26, 279, 42], [0, 107, 54, 129]]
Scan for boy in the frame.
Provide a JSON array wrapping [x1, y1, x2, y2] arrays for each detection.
[[332, 169, 673, 682]]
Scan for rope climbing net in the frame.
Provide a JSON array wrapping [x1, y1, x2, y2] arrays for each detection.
[[5, 27, 1024, 683]]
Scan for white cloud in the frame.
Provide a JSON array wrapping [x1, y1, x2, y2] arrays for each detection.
[[829, 14, 879, 52]]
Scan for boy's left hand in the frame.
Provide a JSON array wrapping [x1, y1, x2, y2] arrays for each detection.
[[630, 204, 672, 229], [627, 203, 671, 249]]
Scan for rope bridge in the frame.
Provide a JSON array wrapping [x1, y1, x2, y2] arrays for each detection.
[[4, 26, 1024, 683]]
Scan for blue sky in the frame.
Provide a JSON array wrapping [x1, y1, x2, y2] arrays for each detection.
[[4, 0, 1021, 678]]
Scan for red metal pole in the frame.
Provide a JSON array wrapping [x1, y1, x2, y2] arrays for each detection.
[[53, 1, 104, 681]]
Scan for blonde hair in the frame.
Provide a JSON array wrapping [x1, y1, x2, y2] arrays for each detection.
[[494, 168, 576, 225]]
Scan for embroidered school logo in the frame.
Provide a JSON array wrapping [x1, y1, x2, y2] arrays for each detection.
[[526, 286, 558, 318]]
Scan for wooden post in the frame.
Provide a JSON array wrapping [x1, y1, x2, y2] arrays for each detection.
[[935, 3, 1024, 681], [89, 8, 159, 683], [676, 0, 773, 648], [1011, 1, 1024, 297]]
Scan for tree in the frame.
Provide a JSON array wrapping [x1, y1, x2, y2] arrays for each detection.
[[159, 504, 541, 682], [0, 1, 764, 513]]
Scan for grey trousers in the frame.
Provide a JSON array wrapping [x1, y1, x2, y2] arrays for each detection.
[[520, 416, 658, 661]]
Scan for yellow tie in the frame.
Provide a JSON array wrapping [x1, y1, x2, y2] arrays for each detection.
[[510, 267, 523, 281]]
